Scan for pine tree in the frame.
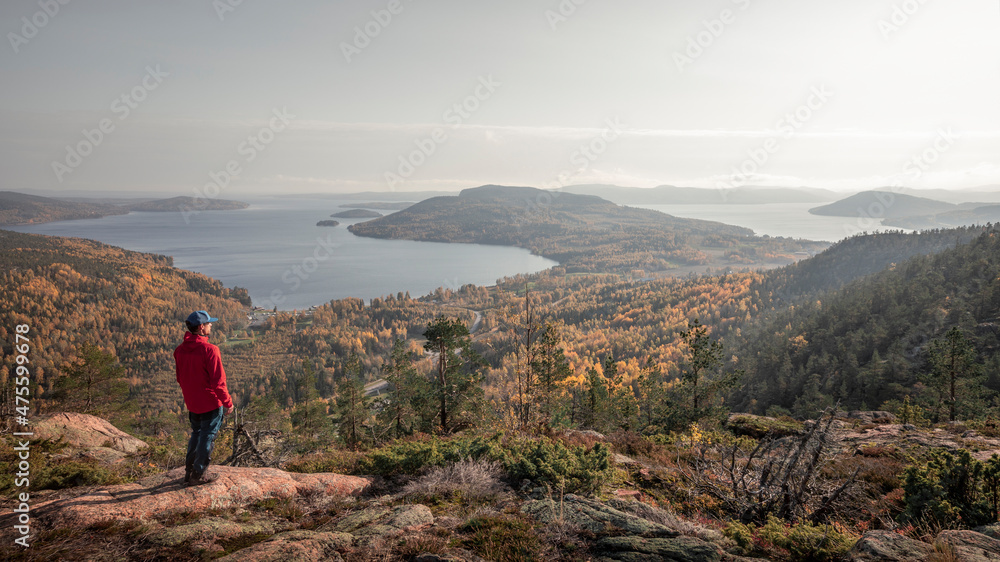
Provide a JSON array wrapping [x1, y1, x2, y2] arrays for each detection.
[[51, 343, 128, 415], [378, 339, 425, 439], [636, 357, 663, 431], [530, 322, 573, 430], [512, 289, 541, 430], [334, 353, 370, 448], [423, 316, 485, 433], [679, 319, 723, 416], [924, 327, 983, 422], [291, 360, 332, 441], [678, 318, 742, 424], [584, 365, 608, 430]]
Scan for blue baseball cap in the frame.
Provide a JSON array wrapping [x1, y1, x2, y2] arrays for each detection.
[[186, 310, 219, 326]]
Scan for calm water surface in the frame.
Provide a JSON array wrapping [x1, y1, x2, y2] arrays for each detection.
[[7, 197, 557, 309], [634, 202, 903, 242]]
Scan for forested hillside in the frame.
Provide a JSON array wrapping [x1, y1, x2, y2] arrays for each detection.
[[0, 191, 127, 225], [758, 227, 988, 300], [733, 226, 1000, 419], [0, 230, 250, 422], [7, 224, 994, 435]]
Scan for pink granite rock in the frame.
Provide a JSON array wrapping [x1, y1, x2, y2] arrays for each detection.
[[32, 412, 148, 454], [34, 466, 370, 528]]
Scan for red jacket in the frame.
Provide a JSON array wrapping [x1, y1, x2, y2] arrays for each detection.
[[175, 332, 233, 414]]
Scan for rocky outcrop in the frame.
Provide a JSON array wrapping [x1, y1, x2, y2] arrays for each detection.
[[848, 530, 935, 561], [847, 528, 1000, 562], [331, 503, 434, 546], [34, 466, 370, 528], [832, 422, 1000, 461], [936, 529, 1000, 561], [522, 493, 677, 536], [32, 412, 148, 463], [845, 411, 897, 424], [146, 515, 288, 554], [522, 495, 728, 561], [593, 535, 723, 562], [216, 530, 353, 562]]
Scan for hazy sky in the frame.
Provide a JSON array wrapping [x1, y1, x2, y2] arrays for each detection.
[[2, 0, 998, 196]]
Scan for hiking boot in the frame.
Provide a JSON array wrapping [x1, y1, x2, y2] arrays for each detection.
[[185, 472, 217, 487]]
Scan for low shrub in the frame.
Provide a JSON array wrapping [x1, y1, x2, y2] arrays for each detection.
[[901, 449, 1000, 529], [724, 516, 858, 561], [726, 414, 803, 439], [33, 460, 123, 491], [284, 448, 363, 474], [357, 433, 612, 495], [357, 434, 504, 477], [501, 438, 611, 495]]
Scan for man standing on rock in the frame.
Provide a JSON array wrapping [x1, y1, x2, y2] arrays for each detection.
[[175, 310, 234, 486]]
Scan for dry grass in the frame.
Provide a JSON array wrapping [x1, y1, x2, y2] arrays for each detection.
[[929, 541, 960, 562], [402, 458, 506, 501], [396, 532, 451, 558]]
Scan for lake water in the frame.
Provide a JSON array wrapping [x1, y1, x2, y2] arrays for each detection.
[[6, 198, 898, 309], [632, 202, 902, 242], [6, 196, 557, 310]]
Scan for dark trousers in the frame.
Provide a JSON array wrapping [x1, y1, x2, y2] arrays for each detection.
[[186, 406, 224, 478]]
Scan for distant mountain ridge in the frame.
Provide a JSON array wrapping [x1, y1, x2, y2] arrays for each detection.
[[560, 184, 838, 205], [0, 191, 128, 225], [127, 196, 248, 212], [0, 191, 247, 225]]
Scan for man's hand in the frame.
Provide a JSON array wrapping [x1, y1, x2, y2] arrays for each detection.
[[224, 406, 234, 416]]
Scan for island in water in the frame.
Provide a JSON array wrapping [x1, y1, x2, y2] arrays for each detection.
[[316, 220, 340, 227], [348, 184, 828, 274]]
